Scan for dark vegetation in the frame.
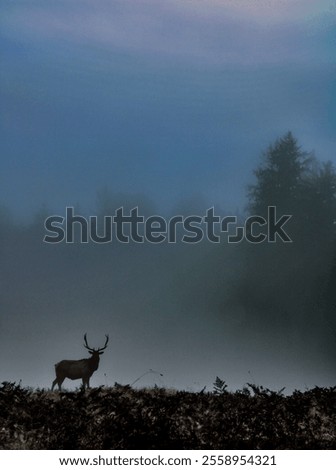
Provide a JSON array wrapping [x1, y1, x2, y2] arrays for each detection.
[[0, 381, 335, 450]]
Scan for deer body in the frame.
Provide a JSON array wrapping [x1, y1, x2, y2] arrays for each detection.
[[51, 334, 108, 391]]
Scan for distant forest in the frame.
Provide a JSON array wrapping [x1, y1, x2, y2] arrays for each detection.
[[240, 132, 336, 360], [1, 132, 336, 369]]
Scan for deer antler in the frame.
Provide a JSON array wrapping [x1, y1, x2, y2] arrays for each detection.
[[98, 334, 109, 351], [83, 333, 93, 351]]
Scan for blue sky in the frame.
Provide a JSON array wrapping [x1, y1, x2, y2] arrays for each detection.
[[1, 0, 335, 218]]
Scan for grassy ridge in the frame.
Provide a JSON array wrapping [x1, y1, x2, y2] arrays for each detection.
[[0, 382, 335, 449]]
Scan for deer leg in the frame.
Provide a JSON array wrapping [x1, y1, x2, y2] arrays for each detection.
[[82, 377, 90, 389], [55, 376, 64, 391], [52, 378, 63, 391]]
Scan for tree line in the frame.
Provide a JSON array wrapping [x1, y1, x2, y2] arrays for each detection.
[[240, 132, 336, 345]]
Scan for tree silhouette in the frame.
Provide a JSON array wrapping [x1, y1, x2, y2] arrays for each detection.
[[248, 132, 312, 217], [238, 132, 336, 347]]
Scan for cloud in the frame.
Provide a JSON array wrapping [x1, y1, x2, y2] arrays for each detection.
[[1, 0, 333, 66], [168, 0, 330, 22]]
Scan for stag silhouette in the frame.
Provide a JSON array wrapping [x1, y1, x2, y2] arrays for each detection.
[[51, 334, 109, 391]]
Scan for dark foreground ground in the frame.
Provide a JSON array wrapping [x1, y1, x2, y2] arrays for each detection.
[[0, 382, 335, 449]]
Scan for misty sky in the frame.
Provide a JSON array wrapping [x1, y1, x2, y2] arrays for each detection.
[[0, 1, 336, 392], [1, 0, 335, 217]]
